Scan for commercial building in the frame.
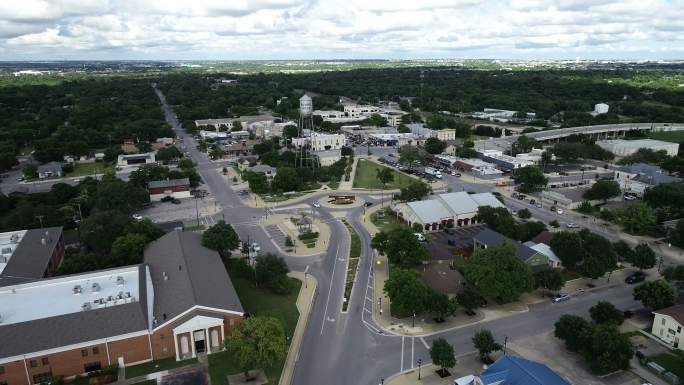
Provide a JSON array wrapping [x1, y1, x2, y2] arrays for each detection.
[[477, 149, 534, 171], [37, 162, 64, 179], [614, 163, 681, 197], [378, 110, 407, 127], [407, 124, 456, 141], [471, 108, 536, 123], [194, 115, 276, 132], [0, 227, 65, 287], [597, 139, 679, 157], [475, 355, 570, 385], [438, 156, 503, 176], [393, 192, 504, 231], [343, 104, 380, 118], [292, 133, 346, 151], [117, 153, 156, 167], [651, 304, 683, 350], [368, 133, 417, 147], [148, 178, 191, 201], [473, 228, 550, 270], [0, 231, 244, 385]]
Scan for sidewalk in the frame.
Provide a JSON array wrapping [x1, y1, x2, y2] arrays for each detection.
[[384, 352, 494, 385], [279, 271, 318, 385]]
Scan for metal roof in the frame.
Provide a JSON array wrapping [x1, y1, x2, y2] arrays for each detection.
[[437, 192, 479, 215], [144, 231, 244, 324], [469, 193, 505, 209], [148, 178, 190, 189], [480, 356, 571, 385], [405, 200, 451, 223], [0, 227, 63, 285]]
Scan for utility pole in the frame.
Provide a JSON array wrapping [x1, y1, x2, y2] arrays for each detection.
[[35, 215, 44, 228]]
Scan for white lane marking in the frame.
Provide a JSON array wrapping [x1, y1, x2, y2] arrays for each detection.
[[320, 243, 341, 335], [400, 336, 405, 372], [411, 337, 415, 369], [365, 296, 373, 302], [420, 337, 429, 350], [364, 308, 371, 314]]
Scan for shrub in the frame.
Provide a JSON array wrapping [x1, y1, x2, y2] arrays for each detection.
[[298, 232, 319, 241]]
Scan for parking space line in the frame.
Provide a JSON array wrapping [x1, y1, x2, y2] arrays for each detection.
[[411, 337, 415, 369], [400, 336, 404, 372]]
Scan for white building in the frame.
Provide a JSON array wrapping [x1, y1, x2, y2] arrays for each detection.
[[594, 103, 609, 114], [407, 124, 456, 141], [651, 304, 683, 350], [477, 149, 535, 170], [597, 139, 679, 157], [379, 110, 407, 127], [368, 133, 417, 147], [194, 115, 276, 132], [393, 192, 505, 231], [117, 152, 156, 167], [614, 163, 682, 197], [343, 104, 380, 118], [472, 108, 536, 123], [292, 133, 346, 151]]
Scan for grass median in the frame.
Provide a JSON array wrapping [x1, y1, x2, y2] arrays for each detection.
[[352, 159, 415, 190]]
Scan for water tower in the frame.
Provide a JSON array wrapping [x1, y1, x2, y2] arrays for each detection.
[[299, 94, 313, 116], [297, 94, 315, 168]]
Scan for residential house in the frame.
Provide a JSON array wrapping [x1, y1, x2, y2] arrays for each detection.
[[651, 304, 684, 350], [614, 163, 681, 197], [37, 162, 64, 179], [473, 228, 550, 270]]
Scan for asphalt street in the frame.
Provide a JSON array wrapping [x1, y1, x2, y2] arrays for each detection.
[[152, 85, 645, 385]]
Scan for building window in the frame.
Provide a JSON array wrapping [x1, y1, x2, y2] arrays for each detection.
[[662, 318, 666, 325], [42, 357, 49, 365], [162, 347, 168, 354], [660, 328, 665, 337], [30, 360, 37, 368], [81, 349, 88, 357], [84, 362, 101, 373], [0, 366, 4, 374], [92, 347, 99, 355], [33, 372, 52, 384], [160, 333, 165, 340], [229, 319, 235, 326]]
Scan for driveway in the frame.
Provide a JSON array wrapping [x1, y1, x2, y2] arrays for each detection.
[[160, 368, 207, 385]]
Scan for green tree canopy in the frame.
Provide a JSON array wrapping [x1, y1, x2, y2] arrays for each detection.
[[472, 329, 501, 359], [589, 301, 624, 325], [398, 181, 431, 202], [398, 145, 424, 170], [583, 180, 621, 202], [255, 254, 291, 294], [430, 338, 456, 373], [371, 227, 430, 267], [225, 316, 288, 377], [202, 220, 240, 258], [550, 231, 584, 270], [631, 243, 657, 270], [534, 269, 564, 292], [461, 243, 535, 303], [512, 166, 547, 193], [633, 280, 677, 310], [111, 233, 148, 266], [554, 314, 592, 352], [79, 210, 132, 254], [424, 137, 447, 154], [583, 323, 633, 374], [383, 268, 431, 317]]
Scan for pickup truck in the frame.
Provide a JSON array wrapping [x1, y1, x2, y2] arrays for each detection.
[[424, 167, 443, 179]]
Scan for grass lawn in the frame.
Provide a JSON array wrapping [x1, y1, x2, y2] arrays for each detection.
[[648, 130, 684, 144], [125, 357, 198, 379], [352, 159, 415, 190], [65, 162, 111, 178], [209, 265, 302, 385], [341, 219, 361, 311], [370, 211, 406, 233], [650, 353, 684, 379]]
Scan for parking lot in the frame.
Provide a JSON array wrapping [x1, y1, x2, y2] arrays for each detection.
[[428, 225, 484, 260], [135, 195, 220, 224]]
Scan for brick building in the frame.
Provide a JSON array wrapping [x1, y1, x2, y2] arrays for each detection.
[[0, 227, 65, 287], [0, 231, 244, 385], [147, 178, 191, 201]]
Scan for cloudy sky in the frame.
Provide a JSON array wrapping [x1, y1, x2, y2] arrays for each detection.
[[1, 0, 683, 60]]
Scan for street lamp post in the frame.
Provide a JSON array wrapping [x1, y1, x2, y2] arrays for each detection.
[[417, 358, 423, 380], [412, 312, 416, 328]]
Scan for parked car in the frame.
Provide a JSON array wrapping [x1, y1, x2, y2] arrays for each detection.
[[552, 293, 571, 303], [566, 223, 579, 228], [132, 214, 144, 221], [529, 199, 536, 205], [536, 203, 542, 208], [550, 206, 557, 212], [171, 198, 181, 204], [625, 271, 646, 284], [364, 202, 373, 207], [623, 310, 635, 319], [492, 191, 502, 197], [313, 201, 321, 208], [161, 196, 174, 203], [413, 233, 426, 242], [511, 209, 518, 215], [556, 209, 564, 214]]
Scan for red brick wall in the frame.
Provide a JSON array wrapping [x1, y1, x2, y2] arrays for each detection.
[[108, 335, 152, 366], [0, 360, 29, 385]]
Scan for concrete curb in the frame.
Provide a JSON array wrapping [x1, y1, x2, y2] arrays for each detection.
[[278, 272, 318, 385]]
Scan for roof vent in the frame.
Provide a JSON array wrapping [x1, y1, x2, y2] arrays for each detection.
[[116, 276, 125, 286], [10, 234, 19, 243], [73, 285, 83, 295], [41, 238, 46, 245], [81, 302, 91, 311], [1, 247, 12, 254], [162, 272, 168, 281], [91, 282, 100, 293]]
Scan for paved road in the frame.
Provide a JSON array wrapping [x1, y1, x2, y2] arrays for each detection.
[[152, 85, 644, 385]]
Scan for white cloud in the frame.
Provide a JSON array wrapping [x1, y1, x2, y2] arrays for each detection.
[[0, 0, 683, 59]]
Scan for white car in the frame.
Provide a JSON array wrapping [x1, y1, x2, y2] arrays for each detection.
[[552, 293, 570, 303], [566, 223, 579, 228], [251, 242, 261, 252], [313, 201, 321, 208], [556, 209, 564, 214], [132, 214, 144, 221], [414, 233, 426, 242]]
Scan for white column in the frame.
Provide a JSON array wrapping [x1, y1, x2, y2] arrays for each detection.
[[174, 333, 180, 361], [190, 331, 196, 358], [221, 323, 225, 350], [205, 327, 210, 352]]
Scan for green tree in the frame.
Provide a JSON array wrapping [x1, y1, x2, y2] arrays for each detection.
[[231, 120, 243, 131], [513, 135, 538, 154], [255, 254, 291, 294], [583, 323, 633, 374], [476, 206, 517, 239], [554, 314, 591, 352], [550, 232, 584, 270], [457, 287, 482, 312], [398, 181, 431, 202], [612, 240, 634, 262], [669, 219, 684, 248], [633, 280, 677, 310], [398, 145, 424, 170], [589, 301, 624, 325], [23, 164, 38, 179], [549, 220, 560, 228], [461, 243, 535, 303], [225, 316, 287, 378], [632, 243, 656, 270], [283, 125, 299, 139], [517, 208, 531, 219], [156, 146, 183, 162], [424, 137, 446, 154], [95, 176, 149, 213], [583, 180, 621, 202], [512, 166, 547, 193], [376, 167, 395, 200], [472, 329, 501, 360], [618, 203, 657, 235], [430, 338, 456, 375], [202, 220, 240, 258], [111, 233, 148, 265], [429, 291, 457, 322], [368, 113, 388, 126], [124, 219, 165, 242], [209, 147, 225, 160], [272, 167, 299, 192], [371, 227, 430, 267], [383, 268, 431, 317], [79, 210, 132, 255], [580, 231, 616, 279], [534, 269, 564, 292]]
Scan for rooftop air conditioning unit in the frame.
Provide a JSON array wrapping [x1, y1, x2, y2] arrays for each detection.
[[1, 247, 12, 254], [10, 234, 19, 243], [91, 283, 100, 293], [116, 276, 125, 286], [116, 292, 124, 300], [0, 256, 7, 264], [73, 285, 83, 295], [81, 302, 91, 311]]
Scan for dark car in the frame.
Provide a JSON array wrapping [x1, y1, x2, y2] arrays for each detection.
[[160, 196, 174, 203], [623, 310, 634, 319], [364, 202, 373, 207], [625, 271, 646, 284], [492, 191, 502, 197]]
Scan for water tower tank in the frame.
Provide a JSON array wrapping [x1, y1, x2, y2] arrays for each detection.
[[299, 94, 313, 116]]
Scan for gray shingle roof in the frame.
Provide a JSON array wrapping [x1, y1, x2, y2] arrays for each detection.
[[0, 266, 149, 358], [474, 228, 538, 263], [0, 227, 63, 285], [144, 231, 243, 325]]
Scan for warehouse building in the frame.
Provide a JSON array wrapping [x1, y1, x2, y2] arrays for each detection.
[[597, 139, 679, 157], [0, 231, 244, 385], [393, 192, 504, 231]]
